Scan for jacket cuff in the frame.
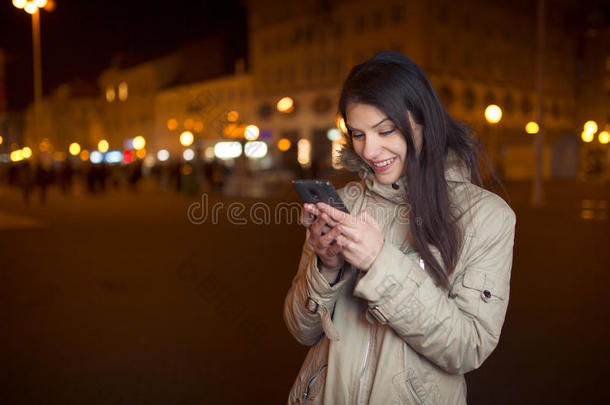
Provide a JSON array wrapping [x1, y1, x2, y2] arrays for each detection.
[[353, 241, 427, 322], [305, 248, 350, 303]]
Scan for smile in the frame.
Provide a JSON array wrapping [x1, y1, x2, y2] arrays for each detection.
[[370, 157, 396, 172]]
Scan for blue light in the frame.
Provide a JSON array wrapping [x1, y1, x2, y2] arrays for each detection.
[[104, 150, 123, 164], [90, 151, 103, 164]]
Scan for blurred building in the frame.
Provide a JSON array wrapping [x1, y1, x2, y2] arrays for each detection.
[[97, 35, 233, 155], [9, 0, 609, 182], [246, 0, 582, 179], [22, 80, 102, 163]]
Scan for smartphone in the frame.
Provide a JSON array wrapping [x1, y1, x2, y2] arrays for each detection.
[[292, 179, 350, 214]]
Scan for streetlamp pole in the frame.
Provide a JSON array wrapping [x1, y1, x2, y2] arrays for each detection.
[[32, 9, 42, 111]]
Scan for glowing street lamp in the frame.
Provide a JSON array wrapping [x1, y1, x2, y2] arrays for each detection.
[[525, 122, 539, 134], [22, 147, 33, 159], [599, 131, 610, 145], [277, 97, 294, 113], [244, 124, 260, 141], [180, 131, 194, 147], [484, 105, 502, 124], [581, 131, 594, 143], [69, 142, 81, 156], [132, 135, 146, 150], [13, 0, 54, 146], [583, 120, 598, 135], [98, 139, 109, 153]]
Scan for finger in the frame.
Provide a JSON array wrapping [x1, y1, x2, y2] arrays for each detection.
[[336, 224, 360, 241], [300, 206, 315, 227], [336, 234, 353, 251], [319, 225, 342, 248], [320, 212, 339, 227], [304, 203, 321, 216], [316, 202, 350, 224], [310, 216, 329, 239]]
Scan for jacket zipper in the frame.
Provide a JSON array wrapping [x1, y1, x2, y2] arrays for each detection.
[[355, 325, 372, 404], [406, 379, 423, 405], [303, 364, 327, 401]]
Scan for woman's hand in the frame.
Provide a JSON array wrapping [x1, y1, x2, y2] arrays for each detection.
[[300, 203, 344, 271], [316, 203, 383, 271]]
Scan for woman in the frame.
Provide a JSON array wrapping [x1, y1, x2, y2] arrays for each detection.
[[283, 51, 516, 404]]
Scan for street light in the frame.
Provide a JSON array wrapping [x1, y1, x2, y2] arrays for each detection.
[[13, 0, 53, 146], [525, 122, 539, 134], [599, 131, 609, 145], [484, 104, 502, 170], [583, 120, 598, 135], [484, 105, 502, 124]]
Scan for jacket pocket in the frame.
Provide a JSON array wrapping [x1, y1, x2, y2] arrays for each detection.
[[458, 270, 508, 316], [288, 338, 329, 404], [392, 368, 440, 405]]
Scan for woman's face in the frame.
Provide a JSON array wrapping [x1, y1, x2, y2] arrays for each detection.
[[346, 102, 422, 185]]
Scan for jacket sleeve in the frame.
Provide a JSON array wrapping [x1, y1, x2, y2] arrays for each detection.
[[283, 228, 353, 346], [353, 199, 516, 374]]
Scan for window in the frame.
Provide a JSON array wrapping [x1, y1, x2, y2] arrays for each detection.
[[391, 4, 404, 24], [355, 15, 365, 33]]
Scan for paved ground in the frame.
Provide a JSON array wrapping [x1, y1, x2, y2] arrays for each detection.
[[1, 176, 609, 404]]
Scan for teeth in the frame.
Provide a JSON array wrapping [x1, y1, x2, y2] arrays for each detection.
[[373, 158, 394, 167]]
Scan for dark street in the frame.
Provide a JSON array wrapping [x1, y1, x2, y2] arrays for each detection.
[[1, 179, 609, 404]]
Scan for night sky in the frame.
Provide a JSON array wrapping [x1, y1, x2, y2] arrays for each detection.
[[0, 0, 246, 110]]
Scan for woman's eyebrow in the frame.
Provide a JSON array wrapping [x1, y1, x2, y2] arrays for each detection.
[[346, 117, 390, 131]]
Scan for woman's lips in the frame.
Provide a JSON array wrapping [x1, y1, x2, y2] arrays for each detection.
[[369, 157, 396, 172]]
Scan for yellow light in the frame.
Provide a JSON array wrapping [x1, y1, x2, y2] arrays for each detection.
[[599, 131, 610, 144], [22, 147, 32, 159], [12, 0, 26, 9], [118, 82, 128, 101], [80, 150, 90, 161], [525, 122, 539, 134], [39, 139, 51, 152], [24, 1, 38, 14], [581, 131, 594, 143], [167, 118, 178, 130], [53, 151, 67, 162], [69, 142, 81, 156], [44, 0, 54, 11], [0, 136, 3, 145], [336, 116, 347, 134], [278, 138, 291, 151], [277, 97, 295, 113], [297, 139, 311, 167], [132, 135, 146, 150], [106, 87, 115, 102], [180, 131, 194, 147], [136, 148, 146, 159], [583, 120, 598, 135], [244, 124, 260, 141], [227, 110, 239, 122], [193, 121, 204, 133], [10, 150, 24, 162], [98, 139, 109, 153], [33, 0, 46, 7], [184, 118, 194, 130], [485, 105, 502, 124]]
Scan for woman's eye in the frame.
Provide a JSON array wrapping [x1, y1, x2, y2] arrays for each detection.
[[380, 129, 394, 136], [351, 133, 364, 139]]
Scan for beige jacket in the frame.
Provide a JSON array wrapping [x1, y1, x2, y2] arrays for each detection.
[[283, 150, 517, 404]]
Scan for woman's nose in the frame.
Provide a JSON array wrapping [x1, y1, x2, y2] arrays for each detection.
[[362, 134, 380, 160]]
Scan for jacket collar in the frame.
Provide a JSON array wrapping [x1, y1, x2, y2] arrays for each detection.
[[340, 147, 471, 204]]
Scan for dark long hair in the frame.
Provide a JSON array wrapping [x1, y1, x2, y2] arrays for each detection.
[[338, 51, 484, 290]]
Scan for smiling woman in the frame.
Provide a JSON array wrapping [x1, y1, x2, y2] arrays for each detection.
[[283, 51, 516, 404]]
